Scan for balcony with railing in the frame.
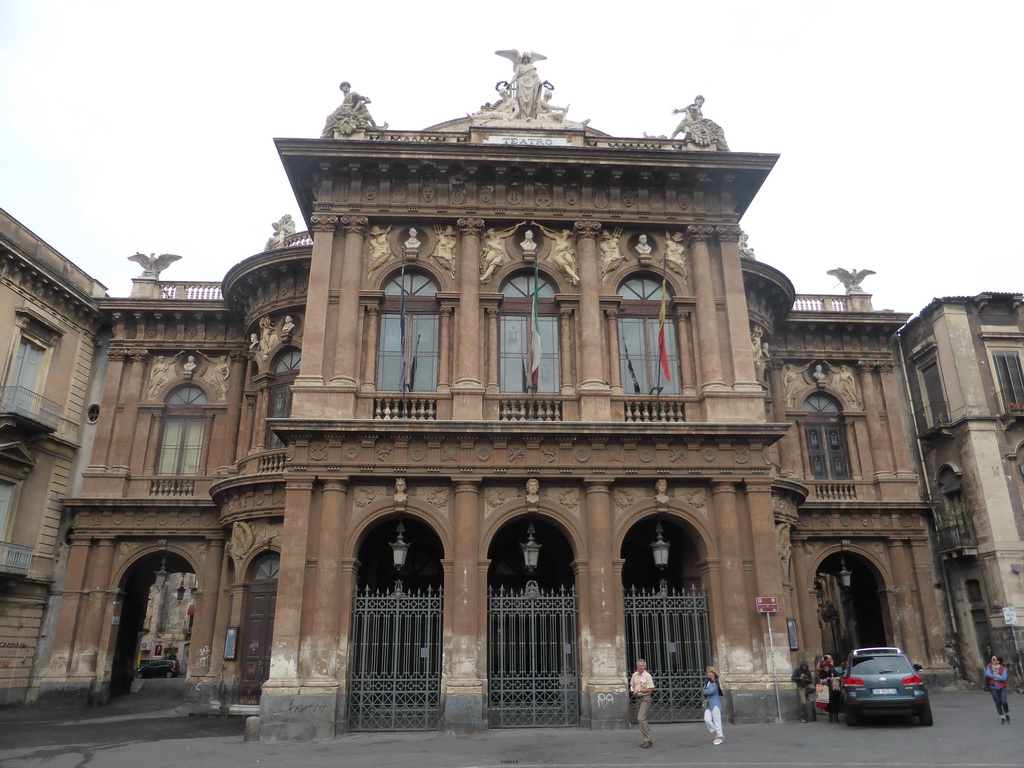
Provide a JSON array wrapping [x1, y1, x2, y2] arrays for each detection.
[[0, 386, 61, 432], [997, 389, 1024, 425], [498, 397, 564, 422], [913, 402, 953, 439], [373, 395, 438, 420], [158, 282, 224, 301], [622, 398, 686, 423], [0, 541, 33, 576], [934, 504, 978, 556]]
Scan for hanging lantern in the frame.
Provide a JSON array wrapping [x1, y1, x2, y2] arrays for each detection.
[[175, 575, 186, 602], [651, 521, 671, 570], [521, 521, 542, 572], [838, 552, 852, 590], [390, 522, 410, 570]]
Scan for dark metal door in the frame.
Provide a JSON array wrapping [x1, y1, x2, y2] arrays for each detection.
[[349, 583, 443, 731], [623, 584, 711, 722], [240, 587, 276, 704], [488, 580, 579, 728]]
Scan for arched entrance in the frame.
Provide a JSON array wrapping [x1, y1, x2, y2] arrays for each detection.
[[239, 552, 279, 704], [486, 517, 579, 728], [349, 517, 444, 731], [815, 549, 887, 660], [111, 551, 195, 697], [621, 516, 710, 723]]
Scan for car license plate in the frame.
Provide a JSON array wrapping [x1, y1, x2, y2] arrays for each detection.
[[872, 688, 897, 695]]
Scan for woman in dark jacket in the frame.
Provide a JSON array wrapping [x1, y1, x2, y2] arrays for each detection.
[[817, 654, 843, 723]]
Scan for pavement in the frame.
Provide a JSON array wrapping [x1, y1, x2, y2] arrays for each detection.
[[0, 682, 1019, 768]]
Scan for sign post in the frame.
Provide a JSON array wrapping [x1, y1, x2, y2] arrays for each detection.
[[756, 596, 783, 722]]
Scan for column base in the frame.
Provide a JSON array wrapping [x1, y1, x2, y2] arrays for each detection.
[[258, 692, 343, 742], [582, 690, 630, 729], [442, 691, 486, 734]]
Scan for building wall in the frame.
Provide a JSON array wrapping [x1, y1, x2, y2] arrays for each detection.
[[0, 208, 105, 705]]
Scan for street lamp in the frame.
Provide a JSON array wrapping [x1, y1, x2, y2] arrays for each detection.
[[650, 522, 671, 570], [838, 544, 852, 590], [521, 521, 542, 572], [176, 575, 186, 602], [389, 522, 410, 570]]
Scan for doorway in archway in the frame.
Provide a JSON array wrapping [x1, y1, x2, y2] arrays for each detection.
[[487, 517, 579, 728], [239, 552, 278, 705], [621, 517, 710, 723], [815, 550, 887, 661]]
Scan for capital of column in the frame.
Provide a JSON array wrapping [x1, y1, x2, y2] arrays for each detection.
[[715, 225, 743, 243], [341, 215, 369, 235], [559, 308, 573, 320], [454, 480, 482, 493], [856, 360, 876, 375], [710, 480, 739, 495], [228, 350, 248, 365], [573, 221, 602, 241], [876, 361, 895, 373], [684, 224, 715, 244], [310, 213, 339, 232], [457, 217, 485, 237], [126, 350, 150, 364], [107, 347, 128, 361]]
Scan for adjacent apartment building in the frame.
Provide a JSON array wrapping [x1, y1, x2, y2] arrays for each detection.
[[0, 208, 106, 705]]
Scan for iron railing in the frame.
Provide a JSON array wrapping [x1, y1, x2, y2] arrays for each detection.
[[0, 541, 32, 576], [0, 386, 61, 431]]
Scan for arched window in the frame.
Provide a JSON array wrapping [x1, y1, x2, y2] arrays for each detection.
[[377, 271, 439, 392], [499, 273, 559, 393], [803, 393, 849, 480], [158, 385, 207, 475], [251, 553, 280, 581], [617, 275, 680, 395], [267, 348, 301, 449]]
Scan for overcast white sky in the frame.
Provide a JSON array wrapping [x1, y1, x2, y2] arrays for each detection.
[[1, 1, 1021, 317]]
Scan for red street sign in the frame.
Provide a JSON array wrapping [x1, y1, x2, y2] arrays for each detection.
[[755, 596, 779, 613]]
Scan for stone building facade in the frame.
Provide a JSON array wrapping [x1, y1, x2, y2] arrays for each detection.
[[0, 208, 105, 705], [35, 79, 953, 737], [899, 293, 1024, 683]]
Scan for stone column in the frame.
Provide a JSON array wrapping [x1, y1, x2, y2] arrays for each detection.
[[89, 348, 126, 469], [110, 351, 148, 470], [485, 307, 499, 395], [331, 217, 370, 404], [251, 383, 270, 452], [876, 362, 915, 476], [223, 352, 248, 461], [908, 538, 952, 668], [360, 305, 380, 392], [260, 478, 317, 740], [710, 482, 753, 674], [790, 540, 823, 654], [443, 480, 484, 734], [574, 222, 611, 420], [685, 225, 724, 390], [309, 480, 349, 686], [188, 539, 225, 682], [857, 361, 894, 478], [885, 540, 925, 662], [144, 412, 164, 474], [676, 308, 697, 398], [78, 538, 116, 686], [437, 306, 453, 395], [582, 481, 629, 728], [452, 218, 484, 418], [559, 308, 575, 396], [716, 226, 759, 390], [768, 360, 800, 476], [293, 214, 338, 390], [36, 538, 92, 700]]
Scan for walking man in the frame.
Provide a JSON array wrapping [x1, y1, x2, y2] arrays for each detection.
[[630, 658, 655, 748]]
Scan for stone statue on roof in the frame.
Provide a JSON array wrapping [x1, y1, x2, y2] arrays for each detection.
[[495, 49, 548, 119], [128, 252, 181, 280], [265, 214, 296, 251], [671, 95, 730, 151], [321, 81, 386, 139], [471, 51, 589, 130], [827, 267, 876, 294]]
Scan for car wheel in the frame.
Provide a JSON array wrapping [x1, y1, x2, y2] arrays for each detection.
[[918, 705, 933, 726], [165, 670, 174, 678], [845, 708, 859, 726]]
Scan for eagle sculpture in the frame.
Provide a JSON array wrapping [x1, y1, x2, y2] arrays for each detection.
[[826, 267, 875, 294], [128, 252, 181, 280]]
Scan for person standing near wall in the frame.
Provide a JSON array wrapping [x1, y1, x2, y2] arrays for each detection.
[[629, 659, 655, 748], [703, 666, 725, 746], [792, 660, 816, 722]]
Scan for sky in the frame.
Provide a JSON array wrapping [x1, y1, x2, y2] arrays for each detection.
[[1, 1, 1021, 318]]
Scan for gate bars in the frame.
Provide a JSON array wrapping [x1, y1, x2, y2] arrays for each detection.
[[623, 583, 711, 722], [349, 582, 443, 731]]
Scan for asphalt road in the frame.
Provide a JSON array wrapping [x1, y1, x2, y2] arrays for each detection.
[[0, 683, 1018, 768]]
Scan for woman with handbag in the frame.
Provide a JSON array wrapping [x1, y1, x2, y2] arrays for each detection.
[[985, 655, 1010, 723], [702, 666, 725, 746], [817, 654, 842, 723]]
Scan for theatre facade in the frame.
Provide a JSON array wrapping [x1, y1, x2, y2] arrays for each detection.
[[37, 64, 953, 739]]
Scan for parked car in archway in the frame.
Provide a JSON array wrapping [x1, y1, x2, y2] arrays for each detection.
[[137, 659, 181, 678]]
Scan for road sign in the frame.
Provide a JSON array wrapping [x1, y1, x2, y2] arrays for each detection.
[[756, 596, 779, 613], [1004, 606, 1018, 626]]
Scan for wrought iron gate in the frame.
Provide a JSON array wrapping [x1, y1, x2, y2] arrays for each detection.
[[488, 581, 579, 728], [623, 584, 711, 722], [349, 583, 443, 731]]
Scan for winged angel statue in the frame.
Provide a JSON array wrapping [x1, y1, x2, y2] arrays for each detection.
[[128, 252, 181, 279], [827, 267, 876, 294], [494, 49, 547, 120]]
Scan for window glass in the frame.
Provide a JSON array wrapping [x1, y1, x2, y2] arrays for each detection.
[[499, 273, 559, 394], [993, 351, 1024, 408], [158, 386, 207, 475], [920, 363, 946, 424], [803, 393, 849, 480], [377, 272, 440, 393], [11, 340, 45, 391], [616, 276, 680, 395], [0, 482, 13, 539]]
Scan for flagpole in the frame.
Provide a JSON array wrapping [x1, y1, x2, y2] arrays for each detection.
[[655, 246, 671, 420], [398, 245, 409, 393]]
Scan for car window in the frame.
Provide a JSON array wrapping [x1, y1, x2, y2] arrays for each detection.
[[850, 655, 913, 675]]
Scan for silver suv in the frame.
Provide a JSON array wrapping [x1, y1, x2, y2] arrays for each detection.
[[842, 647, 931, 726]]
